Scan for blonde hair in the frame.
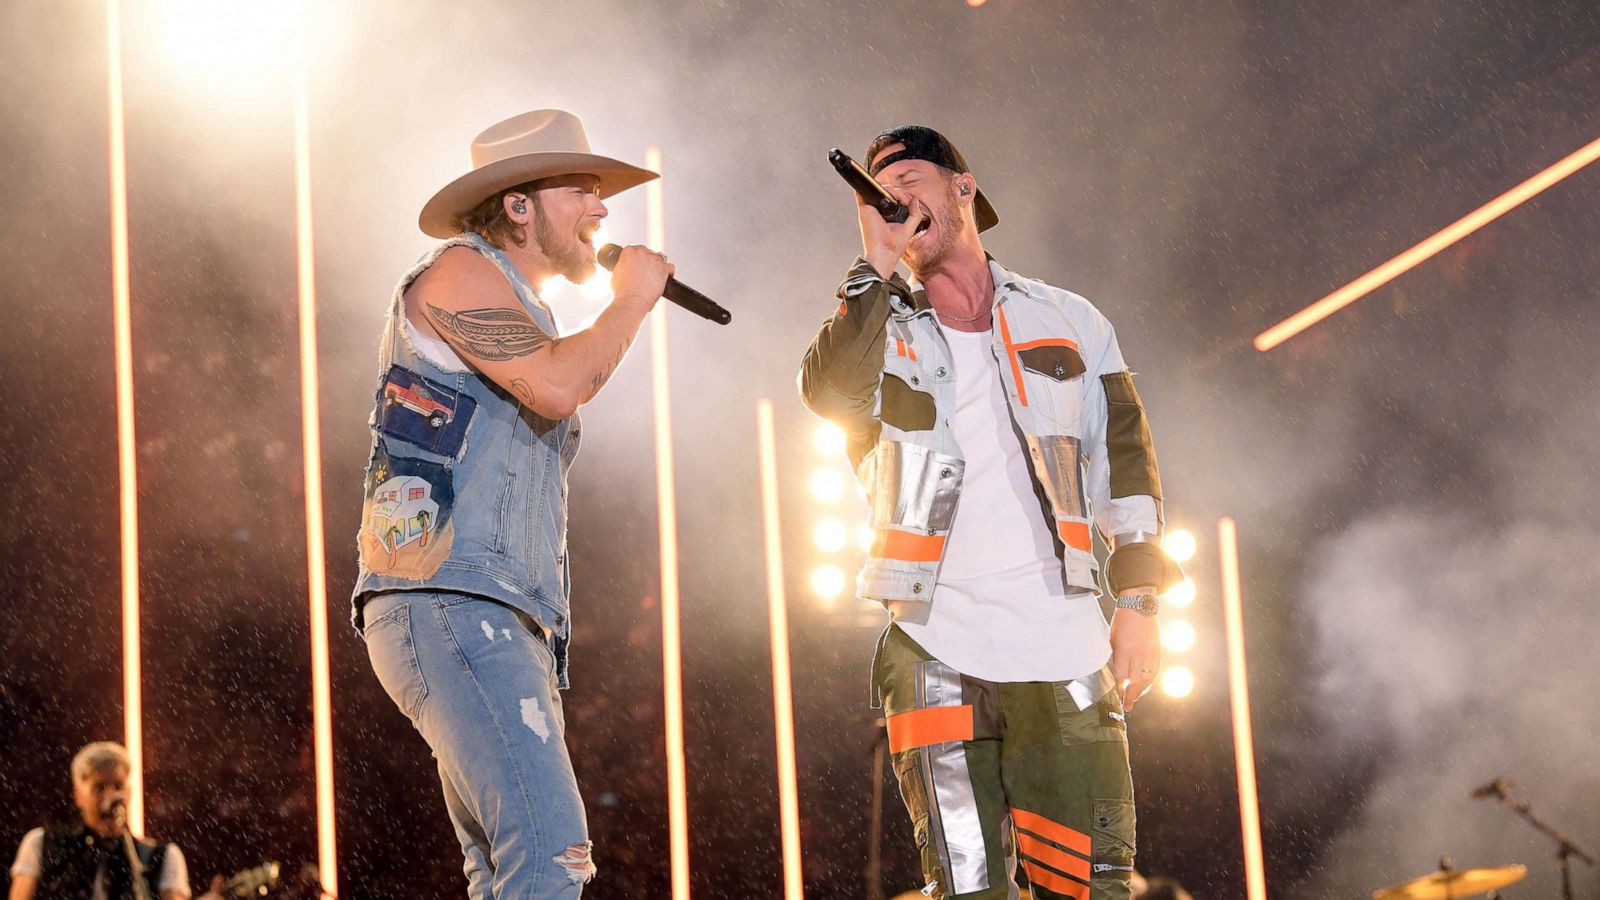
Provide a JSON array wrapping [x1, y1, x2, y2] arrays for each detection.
[[452, 180, 543, 250], [71, 741, 130, 783]]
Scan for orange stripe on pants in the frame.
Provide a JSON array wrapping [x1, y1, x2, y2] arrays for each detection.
[[1022, 860, 1090, 899], [886, 705, 974, 753], [1011, 807, 1092, 857], [1017, 831, 1091, 881], [871, 529, 945, 563]]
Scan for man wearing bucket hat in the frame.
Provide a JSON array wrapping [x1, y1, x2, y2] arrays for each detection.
[[351, 109, 671, 897], [799, 126, 1184, 899]]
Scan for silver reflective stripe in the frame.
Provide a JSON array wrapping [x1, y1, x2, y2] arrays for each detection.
[[916, 659, 989, 895], [871, 442, 964, 533], [1112, 531, 1161, 549], [1025, 435, 1086, 518], [1063, 664, 1117, 711]]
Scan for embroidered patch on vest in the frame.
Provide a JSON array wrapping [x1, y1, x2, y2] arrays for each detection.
[[359, 441, 455, 580], [375, 364, 477, 458]]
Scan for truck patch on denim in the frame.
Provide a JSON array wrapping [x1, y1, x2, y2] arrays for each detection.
[[359, 442, 456, 579], [375, 364, 476, 458]]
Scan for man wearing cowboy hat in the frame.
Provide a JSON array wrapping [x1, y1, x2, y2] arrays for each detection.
[[351, 109, 671, 897], [799, 126, 1184, 899]]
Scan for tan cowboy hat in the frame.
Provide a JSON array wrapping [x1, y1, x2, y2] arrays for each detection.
[[418, 109, 659, 238]]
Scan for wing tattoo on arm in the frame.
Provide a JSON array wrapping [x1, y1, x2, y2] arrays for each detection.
[[426, 303, 558, 361]]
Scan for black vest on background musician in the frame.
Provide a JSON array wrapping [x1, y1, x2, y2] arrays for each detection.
[[36, 823, 165, 900]]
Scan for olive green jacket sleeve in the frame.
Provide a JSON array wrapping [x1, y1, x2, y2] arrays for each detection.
[[797, 258, 912, 469]]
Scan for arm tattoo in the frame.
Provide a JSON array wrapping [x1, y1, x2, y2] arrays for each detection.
[[427, 303, 557, 361], [586, 339, 631, 396], [509, 378, 538, 408]]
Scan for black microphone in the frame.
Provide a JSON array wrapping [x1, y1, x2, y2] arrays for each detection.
[[596, 244, 731, 326], [1470, 777, 1508, 799], [828, 148, 910, 223]]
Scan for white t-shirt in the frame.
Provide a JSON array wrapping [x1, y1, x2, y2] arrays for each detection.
[[10, 827, 192, 898], [405, 318, 468, 372], [892, 325, 1113, 683]]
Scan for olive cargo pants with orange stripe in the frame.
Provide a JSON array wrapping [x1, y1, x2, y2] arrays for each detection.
[[875, 625, 1137, 899]]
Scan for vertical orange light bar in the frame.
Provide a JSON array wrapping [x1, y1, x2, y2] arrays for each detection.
[[293, 28, 339, 900], [106, 0, 144, 837], [1219, 517, 1267, 900], [646, 147, 691, 900], [757, 399, 805, 899]]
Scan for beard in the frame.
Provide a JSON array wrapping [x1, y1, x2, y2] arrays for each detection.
[[532, 196, 597, 282], [904, 181, 966, 272]]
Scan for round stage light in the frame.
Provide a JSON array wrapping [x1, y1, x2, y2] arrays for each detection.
[[813, 519, 847, 552], [809, 469, 846, 502], [813, 423, 847, 456], [1161, 665, 1195, 699], [1162, 528, 1198, 563], [856, 522, 875, 552], [1166, 577, 1197, 608], [811, 564, 846, 599], [1161, 620, 1197, 653]]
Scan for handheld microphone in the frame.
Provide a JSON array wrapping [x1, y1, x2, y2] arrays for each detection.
[[596, 244, 732, 326], [828, 149, 910, 223], [1469, 777, 1508, 799], [108, 798, 128, 829]]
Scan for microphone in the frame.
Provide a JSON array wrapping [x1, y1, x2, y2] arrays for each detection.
[[108, 797, 128, 829], [596, 244, 731, 326], [1470, 777, 1509, 799], [828, 149, 910, 223]]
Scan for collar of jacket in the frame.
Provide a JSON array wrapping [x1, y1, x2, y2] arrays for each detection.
[[897, 253, 1030, 319]]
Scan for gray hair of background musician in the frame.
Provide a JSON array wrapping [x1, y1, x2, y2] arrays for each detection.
[[71, 741, 131, 783]]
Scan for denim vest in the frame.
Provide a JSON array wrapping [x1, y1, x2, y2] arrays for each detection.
[[855, 260, 1134, 604], [351, 232, 581, 687]]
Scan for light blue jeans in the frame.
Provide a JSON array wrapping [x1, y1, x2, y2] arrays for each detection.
[[362, 591, 594, 898]]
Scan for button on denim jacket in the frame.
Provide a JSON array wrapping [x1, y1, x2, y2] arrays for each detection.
[[352, 232, 582, 688]]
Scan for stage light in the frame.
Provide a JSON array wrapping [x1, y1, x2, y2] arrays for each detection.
[[811, 564, 846, 599], [1256, 132, 1600, 352], [160, 0, 301, 77], [1161, 619, 1197, 653], [855, 522, 875, 552], [1161, 665, 1195, 699], [813, 518, 847, 553], [813, 422, 847, 456], [1166, 577, 1196, 608], [1162, 528, 1197, 563], [809, 469, 846, 502], [967, 0, 988, 7]]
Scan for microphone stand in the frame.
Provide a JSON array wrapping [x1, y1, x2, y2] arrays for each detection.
[[866, 717, 888, 900], [1489, 784, 1593, 900], [112, 805, 154, 900]]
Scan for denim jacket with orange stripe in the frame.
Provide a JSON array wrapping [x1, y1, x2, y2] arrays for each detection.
[[798, 256, 1182, 605]]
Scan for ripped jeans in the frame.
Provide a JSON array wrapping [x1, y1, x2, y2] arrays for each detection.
[[362, 591, 596, 899]]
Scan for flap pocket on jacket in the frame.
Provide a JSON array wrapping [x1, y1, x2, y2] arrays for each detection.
[[880, 373, 936, 432], [1018, 344, 1086, 382]]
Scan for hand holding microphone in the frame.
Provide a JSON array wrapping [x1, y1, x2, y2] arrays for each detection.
[[597, 244, 731, 325]]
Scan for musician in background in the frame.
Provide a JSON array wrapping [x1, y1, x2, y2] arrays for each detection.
[[7, 741, 222, 900]]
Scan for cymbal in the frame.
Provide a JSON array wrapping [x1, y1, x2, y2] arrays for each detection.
[[1372, 864, 1527, 899]]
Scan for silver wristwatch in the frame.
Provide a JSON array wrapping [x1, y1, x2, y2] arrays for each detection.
[[1114, 592, 1160, 617]]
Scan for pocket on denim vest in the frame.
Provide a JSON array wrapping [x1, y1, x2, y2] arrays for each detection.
[[359, 440, 456, 580]]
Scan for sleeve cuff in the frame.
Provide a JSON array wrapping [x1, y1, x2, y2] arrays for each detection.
[[837, 257, 911, 302], [1105, 541, 1184, 596]]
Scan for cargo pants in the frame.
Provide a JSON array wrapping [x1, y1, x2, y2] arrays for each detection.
[[874, 625, 1138, 900]]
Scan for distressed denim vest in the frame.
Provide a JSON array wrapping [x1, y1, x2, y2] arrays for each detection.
[[856, 261, 1123, 605], [351, 232, 581, 687]]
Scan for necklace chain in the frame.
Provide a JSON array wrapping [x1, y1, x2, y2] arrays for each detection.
[[937, 306, 992, 323]]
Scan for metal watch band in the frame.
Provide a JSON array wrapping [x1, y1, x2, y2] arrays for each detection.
[[1114, 592, 1160, 617]]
